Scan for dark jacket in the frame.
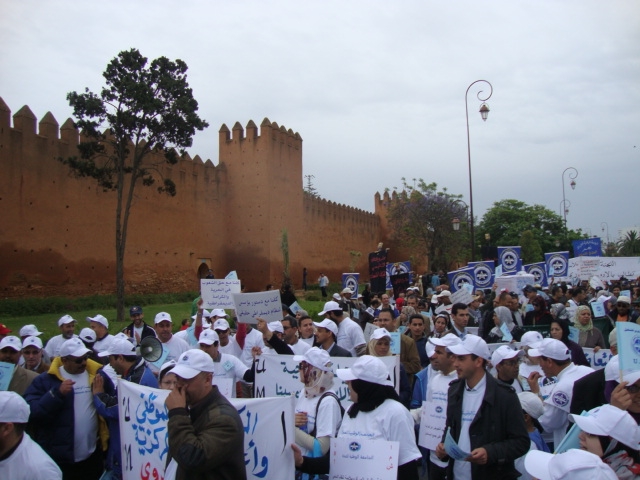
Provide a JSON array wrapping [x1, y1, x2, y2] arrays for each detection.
[[443, 373, 530, 480], [570, 368, 606, 415], [325, 342, 352, 358], [122, 322, 157, 344], [168, 387, 246, 480]]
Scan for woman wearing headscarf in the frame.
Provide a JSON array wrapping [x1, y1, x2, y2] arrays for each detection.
[[429, 313, 450, 339], [292, 355, 422, 480], [549, 318, 590, 366], [366, 328, 411, 408], [486, 306, 517, 343], [574, 305, 606, 351], [523, 295, 553, 326]]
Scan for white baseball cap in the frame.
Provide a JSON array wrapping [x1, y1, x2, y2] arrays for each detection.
[[528, 338, 571, 361], [622, 368, 640, 386], [293, 347, 333, 372], [86, 314, 109, 328], [336, 355, 393, 387], [0, 392, 30, 423], [525, 449, 617, 480], [22, 336, 43, 350], [318, 301, 342, 315], [0, 336, 22, 351], [114, 332, 129, 340], [213, 318, 231, 331], [370, 327, 391, 341], [569, 404, 640, 449], [171, 350, 215, 379], [59, 338, 91, 358], [58, 314, 76, 326], [332, 293, 341, 301], [210, 309, 227, 318], [19, 324, 42, 337], [446, 335, 491, 361], [491, 345, 523, 367], [341, 287, 353, 294], [604, 355, 619, 382], [154, 312, 172, 324], [98, 338, 136, 357], [518, 391, 544, 419], [79, 327, 97, 343], [425, 341, 436, 358], [429, 333, 461, 348], [437, 290, 452, 298], [617, 295, 631, 305], [199, 329, 220, 346], [315, 319, 338, 337], [520, 331, 544, 348], [268, 321, 284, 334]]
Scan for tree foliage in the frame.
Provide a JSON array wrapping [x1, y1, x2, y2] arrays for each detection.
[[386, 179, 469, 271], [617, 230, 640, 256], [60, 48, 208, 320], [519, 230, 543, 263], [477, 199, 586, 255]]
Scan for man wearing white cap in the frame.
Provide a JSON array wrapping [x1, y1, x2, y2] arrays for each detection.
[[198, 329, 252, 386], [314, 319, 352, 357], [435, 335, 529, 480], [91, 337, 158, 479], [525, 448, 617, 480], [22, 335, 50, 373], [165, 350, 246, 480], [435, 290, 453, 315], [152, 312, 190, 372], [213, 318, 242, 358], [87, 314, 115, 356], [0, 336, 38, 395], [338, 287, 356, 317], [24, 338, 107, 479], [492, 345, 527, 393], [44, 314, 78, 358], [418, 334, 461, 480], [525, 338, 593, 448], [318, 300, 366, 357], [0, 391, 62, 479], [18, 324, 42, 341]]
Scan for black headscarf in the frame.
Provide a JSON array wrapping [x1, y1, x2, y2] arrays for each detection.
[[347, 379, 400, 418]]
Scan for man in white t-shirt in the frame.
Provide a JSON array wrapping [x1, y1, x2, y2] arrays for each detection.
[[151, 312, 190, 373], [213, 319, 242, 358], [198, 329, 251, 387], [318, 301, 365, 357], [44, 314, 78, 358], [282, 316, 311, 356], [123, 305, 157, 345], [492, 345, 527, 393], [86, 314, 115, 357], [525, 338, 593, 447], [0, 392, 62, 480]]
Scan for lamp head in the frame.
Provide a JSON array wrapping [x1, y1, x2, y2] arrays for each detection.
[[479, 103, 490, 121]]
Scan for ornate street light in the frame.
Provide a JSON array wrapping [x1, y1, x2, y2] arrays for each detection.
[[561, 167, 578, 236]]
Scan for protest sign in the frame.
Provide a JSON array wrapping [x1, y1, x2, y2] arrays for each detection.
[[364, 322, 378, 342], [386, 261, 411, 290], [368, 250, 387, 293], [444, 427, 470, 460], [468, 261, 495, 290], [254, 354, 400, 410], [0, 362, 15, 391], [524, 262, 547, 288], [233, 291, 283, 324], [591, 301, 606, 318], [583, 348, 612, 370], [498, 246, 522, 274], [616, 321, 640, 371], [447, 267, 475, 293], [545, 252, 570, 278], [572, 238, 602, 257], [330, 437, 399, 480], [212, 377, 235, 398], [118, 380, 295, 480], [451, 288, 473, 306], [390, 273, 410, 298], [568, 256, 640, 281], [495, 273, 534, 295], [389, 332, 401, 355], [201, 279, 241, 309], [342, 273, 359, 295]]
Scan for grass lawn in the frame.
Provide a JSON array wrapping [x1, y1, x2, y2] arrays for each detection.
[[1, 291, 329, 344]]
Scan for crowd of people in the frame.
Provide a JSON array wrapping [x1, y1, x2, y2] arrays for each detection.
[[1, 274, 640, 480]]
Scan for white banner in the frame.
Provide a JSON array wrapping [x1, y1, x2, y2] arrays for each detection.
[[201, 279, 241, 309], [233, 291, 283, 324], [583, 348, 613, 370], [568, 256, 640, 282], [118, 380, 295, 480], [495, 273, 534, 296], [253, 354, 400, 410], [330, 437, 399, 480]]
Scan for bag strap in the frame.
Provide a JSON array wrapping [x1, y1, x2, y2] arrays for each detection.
[[310, 391, 342, 438]]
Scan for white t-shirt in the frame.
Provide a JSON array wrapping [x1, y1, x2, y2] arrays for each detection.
[[453, 373, 487, 480], [219, 336, 242, 358], [336, 317, 365, 357], [213, 352, 249, 382], [290, 339, 312, 356], [92, 334, 115, 354], [44, 334, 78, 358], [338, 398, 421, 466], [241, 328, 265, 368], [59, 367, 97, 462], [0, 433, 62, 480], [163, 335, 191, 361], [300, 336, 315, 347], [295, 392, 343, 456], [420, 370, 457, 467]]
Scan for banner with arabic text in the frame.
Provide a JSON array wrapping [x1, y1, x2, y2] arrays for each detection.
[[572, 238, 602, 257], [368, 250, 388, 294], [386, 261, 411, 290]]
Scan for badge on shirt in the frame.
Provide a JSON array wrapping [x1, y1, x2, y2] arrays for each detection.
[[223, 360, 234, 372], [552, 391, 570, 407]]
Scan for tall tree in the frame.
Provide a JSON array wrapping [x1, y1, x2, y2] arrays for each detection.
[[617, 230, 640, 256], [386, 179, 469, 270], [519, 230, 543, 263], [60, 49, 208, 320]]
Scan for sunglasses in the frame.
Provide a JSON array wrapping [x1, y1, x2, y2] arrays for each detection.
[[626, 384, 640, 394], [73, 355, 89, 364]]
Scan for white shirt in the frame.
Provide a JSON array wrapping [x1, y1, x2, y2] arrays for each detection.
[[219, 335, 242, 358], [92, 333, 115, 354], [336, 317, 365, 357], [0, 433, 62, 480], [59, 367, 97, 462], [338, 398, 421, 466], [539, 363, 593, 446], [295, 392, 343, 456], [44, 334, 78, 358], [300, 336, 315, 347], [454, 373, 487, 480], [421, 369, 457, 467], [213, 352, 249, 382], [290, 339, 312, 356], [241, 328, 265, 368], [163, 335, 191, 361]]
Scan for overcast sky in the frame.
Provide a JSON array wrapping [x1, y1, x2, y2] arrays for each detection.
[[2, 1, 639, 245]]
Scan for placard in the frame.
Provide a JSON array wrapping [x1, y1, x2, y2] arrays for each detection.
[[212, 377, 235, 398], [451, 289, 473, 306], [389, 331, 401, 355], [330, 437, 399, 480], [583, 348, 613, 370], [591, 301, 606, 318], [232, 291, 283, 324], [201, 279, 241, 309], [0, 362, 15, 391]]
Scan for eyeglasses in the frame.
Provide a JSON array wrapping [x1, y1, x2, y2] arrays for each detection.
[[501, 359, 520, 366], [618, 303, 630, 308], [73, 355, 89, 364], [626, 384, 640, 394]]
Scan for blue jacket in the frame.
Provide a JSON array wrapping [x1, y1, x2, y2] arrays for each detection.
[[24, 357, 109, 465], [93, 358, 158, 477]]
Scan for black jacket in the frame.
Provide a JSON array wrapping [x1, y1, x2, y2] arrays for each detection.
[[443, 373, 530, 480], [570, 368, 606, 415], [122, 322, 157, 344]]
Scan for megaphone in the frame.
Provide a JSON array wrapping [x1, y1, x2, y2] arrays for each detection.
[[139, 336, 163, 363]]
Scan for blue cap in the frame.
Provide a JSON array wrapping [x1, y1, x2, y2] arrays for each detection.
[[130, 306, 143, 315]]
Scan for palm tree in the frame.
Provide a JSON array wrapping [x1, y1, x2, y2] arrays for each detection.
[[617, 230, 640, 256]]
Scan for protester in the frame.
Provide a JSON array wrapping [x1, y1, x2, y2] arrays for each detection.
[[123, 305, 157, 345], [281, 316, 312, 355], [44, 314, 78, 358], [159, 360, 177, 390], [21, 335, 50, 373], [0, 336, 38, 395], [0, 391, 62, 480], [366, 328, 411, 407], [525, 449, 617, 480], [152, 312, 190, 372], [313, 319, 351, 357], [573, 305, 606, 351], [430, 312, 450, 339], [405, 313, 430, 367], [165, 349, 246, 480], [549, 318, 590, 366], [24, 338, 107, 480], [486, 305, 517, 343], [523, 295, 553, 326], [377, 308, 421, 378], [198, 329, 253, 385], [318, 301, 366, 357], [514, 392, 550, 480], [445, 302, 472, 339], [297, 315, 315, 346], [492, 345, 527, 392], [213, 318, 242, 358]]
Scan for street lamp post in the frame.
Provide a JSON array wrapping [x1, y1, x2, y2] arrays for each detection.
[[601, 222, 610, 244], [561, 167, 578, 236], [465, 80, 493, 260]]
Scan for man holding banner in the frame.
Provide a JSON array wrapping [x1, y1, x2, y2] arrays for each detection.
[[165, 349, 246, 480]]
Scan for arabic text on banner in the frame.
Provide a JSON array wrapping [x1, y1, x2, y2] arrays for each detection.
[[232, 290, 283, 324], [329, 437, 399, 480], [201, 279, 241, 309]]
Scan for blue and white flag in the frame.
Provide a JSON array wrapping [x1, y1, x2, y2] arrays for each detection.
[[545, 251, 570, 278], [447, 267, 475, 293], [524, 262, 548, 287], [468, 261, 495, 290], [616, 321, 640, 371], [498, 246, 522, 274], [386, 261, 411, 290], [342, 273, 359, 294], [572, 238, 602, 257]]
